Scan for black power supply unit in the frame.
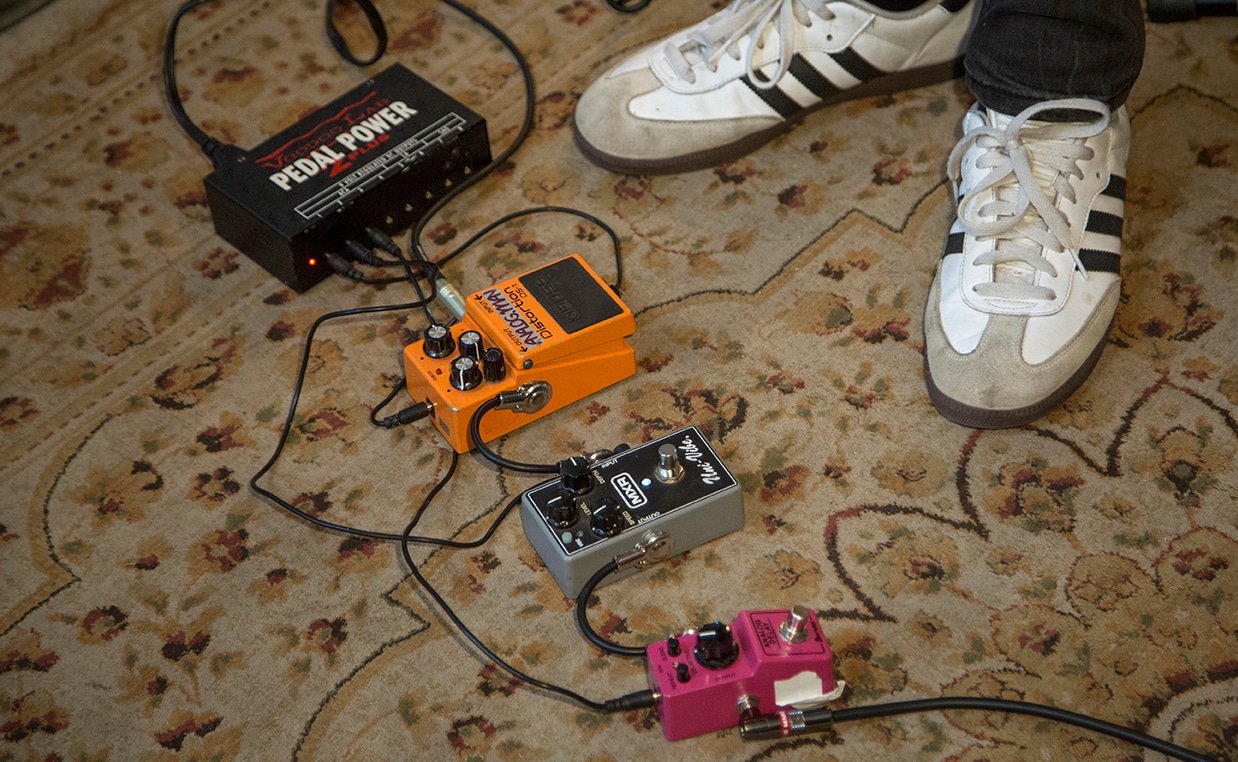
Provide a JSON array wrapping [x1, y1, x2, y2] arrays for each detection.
[[204, 64, 491, 292]]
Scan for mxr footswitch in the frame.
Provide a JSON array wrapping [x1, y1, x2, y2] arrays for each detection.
[[404, 255, 635, 452], [519, 426, 744, 596]]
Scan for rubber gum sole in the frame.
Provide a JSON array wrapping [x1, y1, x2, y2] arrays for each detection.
[[922, 317, 1115, 429], [574, 56, 965, 175]]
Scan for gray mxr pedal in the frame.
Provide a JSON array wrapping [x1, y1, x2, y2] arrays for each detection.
[[520, 426, 744, 597]]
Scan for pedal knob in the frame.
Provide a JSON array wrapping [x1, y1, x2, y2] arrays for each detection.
[[655, 443, 684, 483], [482, 347, 507, 383], [449, 357, 482, 390], [422, 324, 455, 358], [459, 330, 484, 361], [548, 500, 577, 528], [693, 622, 739, 670], [559, 456, 593, 496], [589, 500, 625, 538], [779, 605, 811, 644], [666, 635, 681, 657]]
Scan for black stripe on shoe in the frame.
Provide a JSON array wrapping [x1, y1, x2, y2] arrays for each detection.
[[942, 231, 965, 258], [1102, 174, 1127, 200], [789, 54, 840, 100], [830, 48, 885, 83], [939, 0, 970, 12], [741, 73, 801, 119], [1079, 249, 1121, 274], [1079, 175, 1125, 274], [1085, 210, 1124, 237], [744, 46, 891, 120]]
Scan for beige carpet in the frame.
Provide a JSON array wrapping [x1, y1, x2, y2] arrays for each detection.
[[2, 1, 1236, 759], [0, 0, 55, 32]]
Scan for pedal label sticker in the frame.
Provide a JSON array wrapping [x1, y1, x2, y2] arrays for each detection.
[[478, 286, 551, 349]]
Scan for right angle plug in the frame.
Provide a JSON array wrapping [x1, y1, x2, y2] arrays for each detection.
[[613, 530, 674, 573], [496, 381, 552, 414]]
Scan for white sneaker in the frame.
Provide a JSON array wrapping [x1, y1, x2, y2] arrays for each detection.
[[923, 99, 1131, 428], [574, 0, 979, 174]]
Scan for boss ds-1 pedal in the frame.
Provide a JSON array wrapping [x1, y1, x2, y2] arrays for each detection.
[[403, 255, 636, 453]]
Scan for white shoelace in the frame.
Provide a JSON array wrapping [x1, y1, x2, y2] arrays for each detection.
[[663, 0, 834, 89], [947, 98, 1112, 303]]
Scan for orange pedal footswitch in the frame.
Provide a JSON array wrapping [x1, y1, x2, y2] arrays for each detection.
[[403, 255, 636, 453]]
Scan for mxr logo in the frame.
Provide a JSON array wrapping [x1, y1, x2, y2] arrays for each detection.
[[611, 473, 647, 510]]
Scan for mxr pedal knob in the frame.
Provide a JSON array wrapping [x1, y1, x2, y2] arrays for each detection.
[[589, 500, 625, 538], [559, 456, 593, 495], [548, 500, 578, 528]]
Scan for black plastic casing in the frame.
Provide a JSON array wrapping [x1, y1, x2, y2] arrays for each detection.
[[203, 64, 491, 292]]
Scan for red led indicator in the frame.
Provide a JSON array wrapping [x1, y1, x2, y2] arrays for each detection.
[[308, 257, 318, 267]]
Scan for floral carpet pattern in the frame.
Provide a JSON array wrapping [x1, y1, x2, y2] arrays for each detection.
[[2, 1, 1236, 760]]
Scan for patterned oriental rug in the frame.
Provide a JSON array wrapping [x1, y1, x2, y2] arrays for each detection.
[[2, 1, 1236, 759]]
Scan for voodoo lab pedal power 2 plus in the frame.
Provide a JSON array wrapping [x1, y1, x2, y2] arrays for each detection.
[[520, 426, 744, 596], [204, 64, 490, 292], [403, 255, 636, 453]]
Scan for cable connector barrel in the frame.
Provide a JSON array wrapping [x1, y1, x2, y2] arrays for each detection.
[[344, 239, 387, 267], [602, 689, 657, 713], [323, 251, 364, 281], [203, 140, 247, 170], [739, 707, 834, 740], [376, 401, 433, 428], [364, 226, 403, 256], [436, 277, 468, 321]]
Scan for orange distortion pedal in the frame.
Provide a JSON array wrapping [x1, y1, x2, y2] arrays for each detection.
[[403, 255, 636, 453]]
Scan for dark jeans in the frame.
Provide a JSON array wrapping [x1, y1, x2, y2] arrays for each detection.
[[964, 0, 1146, 115]]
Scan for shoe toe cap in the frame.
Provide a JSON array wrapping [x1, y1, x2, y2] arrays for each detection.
[[574, 67, 663, 159], [923, 279, 1120, 428], [573, 65, 784, 173]]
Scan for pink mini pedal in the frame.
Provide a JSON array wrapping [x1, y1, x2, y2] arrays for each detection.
[[646, 607, 843, 741]]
